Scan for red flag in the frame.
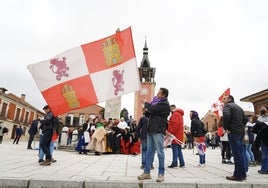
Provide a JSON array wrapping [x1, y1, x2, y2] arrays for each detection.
[[211, 88, 230, 117], [28, 27, 140, 115]]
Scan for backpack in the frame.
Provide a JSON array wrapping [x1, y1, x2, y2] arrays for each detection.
[[2, 126, 9, 134], [201, 121, 207, 135], [51, 116, 60, 135]]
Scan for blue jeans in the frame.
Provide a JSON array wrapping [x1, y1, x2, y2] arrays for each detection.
[[261, 144, 268, 172], [199, 153, 206, 164], [141, 139, 147, 166], [243, 144, 249, 172], [144, 133, 165, 175], [196, 142, 206, 164], [39, 129, 53, 160], [246, 143, 255, 162], [39, 140, 55, 159], [228, 133, 247, 178], [141, 139, 155, 167], [171, 143, 185, 166]]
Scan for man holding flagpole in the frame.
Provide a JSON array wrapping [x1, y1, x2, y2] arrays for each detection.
[[39, 105, 54, 166]]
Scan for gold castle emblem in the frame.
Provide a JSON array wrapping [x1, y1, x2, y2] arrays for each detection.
[[102, 37, 122, 65], [62, 84, 80, 109]]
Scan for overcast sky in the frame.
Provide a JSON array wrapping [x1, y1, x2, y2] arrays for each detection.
[[1, 0, 267, 125]]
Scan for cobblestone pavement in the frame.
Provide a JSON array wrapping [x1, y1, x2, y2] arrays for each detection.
[[0, 140, 267, 188]]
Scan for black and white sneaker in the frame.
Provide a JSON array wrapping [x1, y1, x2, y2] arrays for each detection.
[[179, 165, 185, 168], [168, 164, 178, 168]]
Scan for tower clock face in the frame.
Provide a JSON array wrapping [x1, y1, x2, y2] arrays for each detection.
[[140, 87, 149, 95]]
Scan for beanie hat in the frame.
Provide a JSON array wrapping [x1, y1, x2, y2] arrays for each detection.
[[190, 110, 199, 118]]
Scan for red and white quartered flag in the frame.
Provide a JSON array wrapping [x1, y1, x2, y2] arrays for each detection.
[[211, 88, 230, 117], [28, 27, 140, 115]]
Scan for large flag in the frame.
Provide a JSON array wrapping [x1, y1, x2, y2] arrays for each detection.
[[211, 88, 230, 117], [28, 27, 140, 115]]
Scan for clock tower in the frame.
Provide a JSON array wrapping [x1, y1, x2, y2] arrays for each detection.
[[134, 39, 156, 120]]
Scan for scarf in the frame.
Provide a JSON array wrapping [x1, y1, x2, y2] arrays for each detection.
[[150, 96, 165, 105]]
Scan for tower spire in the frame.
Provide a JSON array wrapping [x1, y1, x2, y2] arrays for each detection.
[[138, 38, 156, 83]]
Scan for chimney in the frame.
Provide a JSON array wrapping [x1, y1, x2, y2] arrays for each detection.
[[0, 87, 7, 95], [21, 94, 26, 101]]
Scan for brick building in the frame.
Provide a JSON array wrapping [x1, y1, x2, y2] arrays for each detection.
[[202, 110, 254, 136], [240, 88, 268, 115], [0, 87, 45, 141]]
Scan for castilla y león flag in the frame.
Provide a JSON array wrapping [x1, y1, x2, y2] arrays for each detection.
[[211, 88, 230, 117], [28, 27, 140, 115]]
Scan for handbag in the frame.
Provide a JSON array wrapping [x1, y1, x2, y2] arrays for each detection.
[[244, 134, 249, 141], [244, 127, 249, 142]]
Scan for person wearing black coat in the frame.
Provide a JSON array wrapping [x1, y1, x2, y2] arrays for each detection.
[[136, 109, 150, 169], [222, 95, 248, 181], [190, 110, 207, 166], [138, 87, 170, 183], [39, 105, 54, 166], [27, 119, 39, 149]]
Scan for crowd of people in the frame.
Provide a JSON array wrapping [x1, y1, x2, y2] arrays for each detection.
[[137, 92, 268, 182], [75, 116, 140, 156], [5, 87, 267, 183], [221, 96, 268, 181]]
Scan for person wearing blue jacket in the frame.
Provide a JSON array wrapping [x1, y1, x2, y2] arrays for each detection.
[[13, 125, 23, 144]]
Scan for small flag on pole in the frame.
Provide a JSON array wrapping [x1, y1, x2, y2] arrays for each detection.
[[28, 27, 140, 115], [164, 131, 184, 148], [211, 88, 230, 117]]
